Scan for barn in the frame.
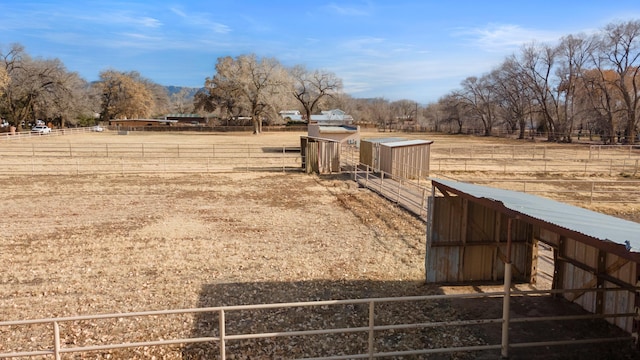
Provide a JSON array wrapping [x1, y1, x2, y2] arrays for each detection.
[[360, 138, 433, 180], [426, 178, 640, 338]]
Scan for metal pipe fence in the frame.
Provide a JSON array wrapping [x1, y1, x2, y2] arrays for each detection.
[[431, 143, 640, 161], [0, 127, 96, 141], [452, 178, 640, 204], [431, 157, 640, 176], [0, 288, 634, 359], [0, 144, 303, 175]]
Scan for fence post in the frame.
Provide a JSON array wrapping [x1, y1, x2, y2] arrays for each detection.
[[219, 309, 226, 360], [420, 188, 426, 218], [397, 178, 401, 202], [54, 321, 61, 360], [380, 172, 384, 194], [365, 165, 369, 187], [282, 145, 285, 172], [590, 182, 594, 204], [502, 262, 512, 358], [368, 301, 375, 359], [610, 159, 613, 176]]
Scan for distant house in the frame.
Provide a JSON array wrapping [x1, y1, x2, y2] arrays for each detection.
[[310, 109, 354, 125], [109, 119, 178, 127], [165, 114, 206, 126], [279, 110, 305, 123], [306, 109, 359, 145]]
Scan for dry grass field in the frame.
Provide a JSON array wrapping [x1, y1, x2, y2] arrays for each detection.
[[1, 129, 639, 359]]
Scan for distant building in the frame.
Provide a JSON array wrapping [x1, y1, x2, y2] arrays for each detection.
[[279, 110, 305, 123], [306, 109, 359, 145], [279, 109, 356, 125], [310, 109, 354, 125], [165, 114, 206, 126], [109, 119, 178, 127]]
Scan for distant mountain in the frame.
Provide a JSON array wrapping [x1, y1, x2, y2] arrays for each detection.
[[165, 86, 201, 98]]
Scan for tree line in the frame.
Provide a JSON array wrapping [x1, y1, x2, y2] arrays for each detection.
[[1, 19, 638, 142], [430, 19, 640, 144]]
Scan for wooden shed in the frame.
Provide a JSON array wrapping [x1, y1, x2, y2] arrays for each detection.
[[427, 178, 640, 336], [300, 136, 341, 174]]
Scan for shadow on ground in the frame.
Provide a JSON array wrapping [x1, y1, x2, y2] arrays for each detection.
[[181, 280, 638, 359]]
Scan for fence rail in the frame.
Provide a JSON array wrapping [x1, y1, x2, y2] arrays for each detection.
[[432, 157, 640, 175], [431, 144, 640, 160], [0, 288, 634, 359], [351, 164, 431, 219], [450, 178, 640, 204], [0, 127, 96, 140], [0, 144, 303, 175]]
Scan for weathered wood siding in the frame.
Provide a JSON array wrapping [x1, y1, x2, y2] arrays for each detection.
[[300, 137, 340, 174]]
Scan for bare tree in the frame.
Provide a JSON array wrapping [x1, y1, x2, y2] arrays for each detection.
[[289, 65, 342, 123], [492, 59, 530, 139], [94, 70, 155, 121], [0, 44, 89, 128], [170, 88, 196, 114], [437, 93, 465, 133], [367, 98, 393, 131], [205, 54, 288, 134], [390, 99, 419, 130], [456, 75, 497, 136], [598, 20, 640, 144], [515, 42, 566, 141], [0, 66, 8, 97]]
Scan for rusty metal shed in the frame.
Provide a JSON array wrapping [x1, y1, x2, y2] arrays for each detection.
[[360, 138, 432, 180], [300, 136, 341, 174], [427, 178, 640, 335]]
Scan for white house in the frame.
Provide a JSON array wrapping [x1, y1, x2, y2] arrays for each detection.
[[307, 109, 359, 145]]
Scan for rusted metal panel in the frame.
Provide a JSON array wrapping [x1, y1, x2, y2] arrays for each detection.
[[427, 197, 532, 283], [426, 245, 461, 282]]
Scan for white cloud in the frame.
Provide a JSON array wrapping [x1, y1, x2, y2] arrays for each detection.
[[325, 2, 373, 16], [168, 7, 231, 34], [455, 23, 564, 52], [138, 17, 162, 28]]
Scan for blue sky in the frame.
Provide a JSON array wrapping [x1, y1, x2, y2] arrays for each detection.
[[1, 1, 640, 103]]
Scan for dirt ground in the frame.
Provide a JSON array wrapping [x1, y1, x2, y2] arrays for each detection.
[[1, 130, 639, 359]]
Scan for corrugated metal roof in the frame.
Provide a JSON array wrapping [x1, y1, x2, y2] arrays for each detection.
[[431, 178, 640, 252], [362, 137, 406, 143], [383, 139, 434, 147], [318, 125, 358, 133]]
